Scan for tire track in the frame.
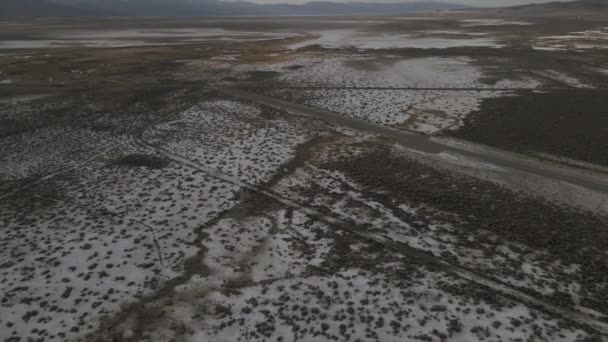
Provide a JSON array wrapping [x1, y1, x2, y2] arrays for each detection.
[[223, 87, 608, 194], [234, 85, 556, 91], [132, 220, 166, 268], [0, 142, 125, 201], [131, 119, 608, 336]]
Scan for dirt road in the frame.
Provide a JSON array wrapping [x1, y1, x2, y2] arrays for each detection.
[[224, 87, 608, 197]]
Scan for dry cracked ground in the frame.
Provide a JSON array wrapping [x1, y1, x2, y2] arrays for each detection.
[[1, 8, 608, 342]]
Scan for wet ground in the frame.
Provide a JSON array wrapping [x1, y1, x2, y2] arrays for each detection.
[[1, 7, 608, 342]]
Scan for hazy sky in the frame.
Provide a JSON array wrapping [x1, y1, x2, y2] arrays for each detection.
[[239, 0, 574, 6]]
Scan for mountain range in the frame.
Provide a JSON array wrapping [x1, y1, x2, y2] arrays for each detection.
[[0, 0, 110, 16], [0, 0, 468, 17]]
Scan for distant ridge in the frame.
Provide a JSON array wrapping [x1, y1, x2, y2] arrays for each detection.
[[0, 0, 110, 16], [1, 0, 467, 17], [227, 1, 468, 16], [493, 0, 608, 17], [509, 0, 607, 10]]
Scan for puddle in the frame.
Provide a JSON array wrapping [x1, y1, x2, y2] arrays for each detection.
[[0, 94, 50, 104], [54, 28, 292, 40], [536, 28, 608, 50], [289, 29, 504, 50], [594, 68, 608, 76], [211, 54, 241, 61], [535, 70, 593, 88], [460, 19, 534, 27], [0, 29, 296, 50], [419, 30, 489, 36]]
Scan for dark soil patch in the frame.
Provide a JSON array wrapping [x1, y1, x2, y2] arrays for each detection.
[[88, 122, 118, 132], [258, 106, 284, 120], [247, 71, 281, 82], [114, 154, 170, 169], [329, 148, 608, 314], [0, 119, 21, 138], [448, 89, 608, 166], [284, 65, 304, 70]]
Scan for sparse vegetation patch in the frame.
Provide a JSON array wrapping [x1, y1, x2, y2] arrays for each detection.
[[114, 153, 170, 169]]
